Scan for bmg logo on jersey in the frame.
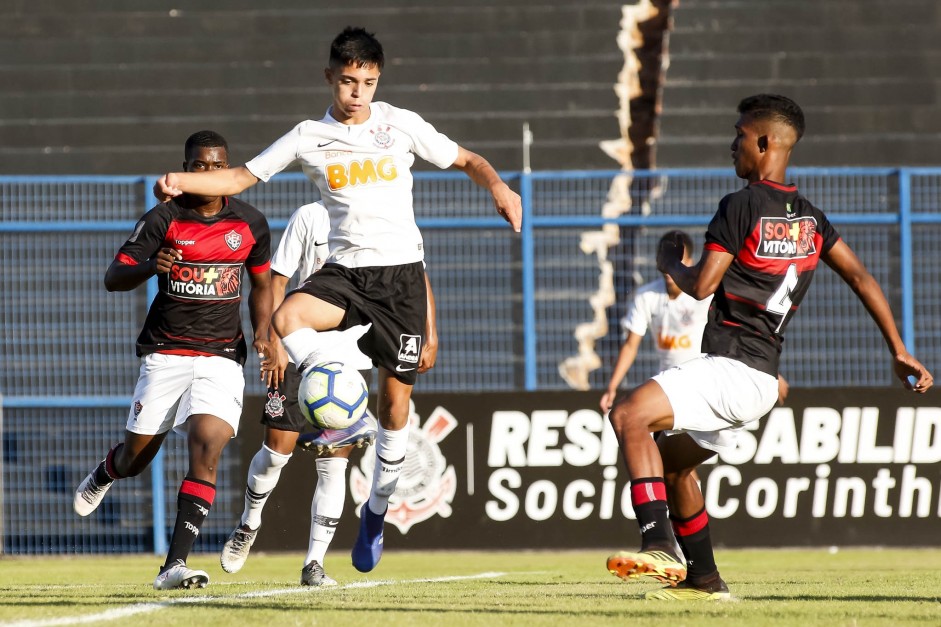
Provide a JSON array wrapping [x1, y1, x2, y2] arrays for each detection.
[[758, 216, 818, 258], [326, 157, 397, 191], [398, 334, 421, 364], [168, 262, 242, 300]]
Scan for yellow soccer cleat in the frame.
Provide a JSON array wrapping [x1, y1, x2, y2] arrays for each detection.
[[645, 577, 731, 601], [606, 549, 687, 586]]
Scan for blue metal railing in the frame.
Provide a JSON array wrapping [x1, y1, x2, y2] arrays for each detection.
[[2, 167, 939, 554]]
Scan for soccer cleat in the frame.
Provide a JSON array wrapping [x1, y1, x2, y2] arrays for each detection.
[[73, 469, 113, 517], [297, 414, 378, 455], [153, 560, 209, 590], [607, 549, 687, 586], [220, 524, 259, 573], [645, 576, 731, 601], [300, 560, 338, 587], [351, 503, 385, 573]]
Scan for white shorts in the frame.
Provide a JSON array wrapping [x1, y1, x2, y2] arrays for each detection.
[[125, 353, 245, 436], [652, 355, 779, 453]]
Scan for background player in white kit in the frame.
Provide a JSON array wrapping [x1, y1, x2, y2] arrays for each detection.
[[220, 201, 438, 585], [600, 231, 713, 414], [154, 26, 518, 572]]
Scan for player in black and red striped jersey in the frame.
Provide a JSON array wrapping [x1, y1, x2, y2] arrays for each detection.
[[606, 94, 933, 601], [73, 131, 274, 591]]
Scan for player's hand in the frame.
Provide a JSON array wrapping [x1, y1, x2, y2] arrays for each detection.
[[418, 334, 438, 373], [152, 248, 182, 275], [492, 183, 522, 233], [154, 173, 184, 201], [600, 389, 617, 413], [656, 232, 684, 273], [777, 374, 790, 406], [269, 341, 289, 387], [893, 352, 933, 393], [254, 339, 278, 387]]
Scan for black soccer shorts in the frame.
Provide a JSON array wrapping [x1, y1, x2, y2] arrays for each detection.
[[292, 261, 427, 385]]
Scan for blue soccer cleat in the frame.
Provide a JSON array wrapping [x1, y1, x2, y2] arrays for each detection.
[[351, 502, 386, 572], [297, 414, 377, 455]]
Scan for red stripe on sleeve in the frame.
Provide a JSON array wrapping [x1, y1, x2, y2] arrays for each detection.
[[115, 252, 138, 266], [704, 242, 729, 254], [249, 260, 271, 274]]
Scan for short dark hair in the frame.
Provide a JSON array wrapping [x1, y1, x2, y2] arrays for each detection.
[[330, 26, 384, 70], [660, 230, 693, 257], [737, 94, 805, 141], [184, 130, 228, 159]]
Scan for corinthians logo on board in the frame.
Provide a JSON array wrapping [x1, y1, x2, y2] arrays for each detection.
[[350, 401, 457, 533]]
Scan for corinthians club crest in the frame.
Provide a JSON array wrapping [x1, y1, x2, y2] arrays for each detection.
[[351, 401, 457, 533]]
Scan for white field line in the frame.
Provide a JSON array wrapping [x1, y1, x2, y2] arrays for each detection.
[[2, 571, 509, 627]]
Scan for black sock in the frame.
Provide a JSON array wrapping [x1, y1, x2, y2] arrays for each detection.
[[671, 507, 718, 580], [630, 477, 673, 550], [163, 477, 215, 570], [93, 443, 124, 485]]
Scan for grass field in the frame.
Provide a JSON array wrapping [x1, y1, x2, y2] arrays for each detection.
[[1, 548, 939, 626]]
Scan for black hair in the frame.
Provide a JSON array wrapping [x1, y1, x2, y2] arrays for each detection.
[[184, 130, 228, 160], [737, 94, 805, 141], [660, 230, 693, 257], [330, 26, 384, 70]]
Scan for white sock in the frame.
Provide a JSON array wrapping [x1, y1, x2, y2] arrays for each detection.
[[367, 423, 410, 515], [241, 444, 292, 530], [280, 328, 323, 370], [305, 457, 349, 565]]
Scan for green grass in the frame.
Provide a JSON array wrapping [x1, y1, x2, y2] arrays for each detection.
[[1, 549, 939, 626]]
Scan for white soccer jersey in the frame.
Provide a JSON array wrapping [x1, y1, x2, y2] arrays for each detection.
[[245, 101, 460, 268], [271, 201, 373, 371], [270, 202, 330, 281], [621, 278, 713, 371]]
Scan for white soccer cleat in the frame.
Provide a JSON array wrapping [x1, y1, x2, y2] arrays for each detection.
[[73, 469, 113, 517], [220, 525, 259, 573], [153, 561, 209, 590], [300, 560, 338, 587]]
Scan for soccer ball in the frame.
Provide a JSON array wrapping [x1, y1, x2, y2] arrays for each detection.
[[299, 361, 369, 429]]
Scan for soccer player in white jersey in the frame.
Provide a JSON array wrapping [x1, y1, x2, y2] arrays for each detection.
[[220, 201, 438, 585], [600, 231, 713, 414], [155, 26, 521, 572]]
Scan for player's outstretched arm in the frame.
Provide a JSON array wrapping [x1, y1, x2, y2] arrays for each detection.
[[248, 269, 275, 379], [600, 332, 643, 413], [261, 272, 292, 387], [153, 166, 260, 202], [452, 147, 522, 233], [104, 247, 181, 292], [823, 239, 933, 392]]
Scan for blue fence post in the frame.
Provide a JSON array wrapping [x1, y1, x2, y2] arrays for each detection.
[[520, 170, 537, 391], [898, 168, 915, 352], [143, 175, 168, 556]]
